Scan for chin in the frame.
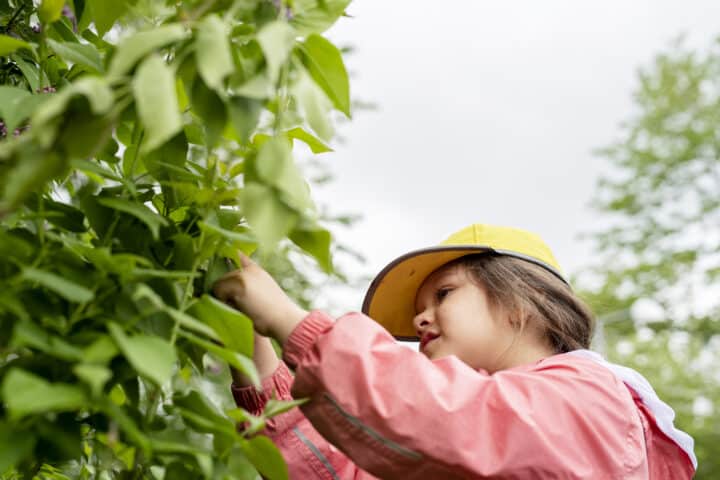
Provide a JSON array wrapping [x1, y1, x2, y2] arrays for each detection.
[[426, 350, 449, 362]]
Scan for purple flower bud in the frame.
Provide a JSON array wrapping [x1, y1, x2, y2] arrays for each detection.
[[285, 6, 294, 20], [62, 6, 74, 21], [62, 5, 78, 31], [0, 121, 6, 137], [32, 24, 41, 34]]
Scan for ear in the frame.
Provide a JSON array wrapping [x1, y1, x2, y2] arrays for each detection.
[[506, 313, 527, 333]]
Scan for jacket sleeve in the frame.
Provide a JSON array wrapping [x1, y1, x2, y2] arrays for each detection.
[[231, 361, 365, 479], [281, 311, 648, 479]]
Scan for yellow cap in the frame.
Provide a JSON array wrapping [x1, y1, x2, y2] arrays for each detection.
[[361, 224, 566, 339]]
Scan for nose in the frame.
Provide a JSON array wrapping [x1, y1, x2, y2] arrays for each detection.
[[412, 308, 433, 335]]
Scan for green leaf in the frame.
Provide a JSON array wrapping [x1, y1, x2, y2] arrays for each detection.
[[97, 197, 169, 240], [108, 323, 177, 387], [256, 21, 296, 82], [132, 283, 220, 341], [286, 126, 332, 153], [4, 92, 46, 133], [291, 0, 351, 35], [108, 24, 187, 78], [25, 193, 87, 232], [47, 38, 104, 73], [132, 54, 183, 153], [242, 182, 298, 249], [232, 72, 272, 99], [173, 390, 235, 435], [190, 294, 254, 357], [83, 335, 119, 364], [11, 54, 39, 91], [71, 158, 123, 181], [0, 292, 30, 322], [255, 137, 314, 213], [87, 0, 129, 36], [51, 14, 80, 41], [177, 330, 259, 387], [0, 422, 36, 473], [0, 230, 34, 264], [298, 34, 350, 116], [150, 437, 209, 455], [1, 369, 87, 420], [240, 435, 288, 480], [32, 77, 114, 129], [163, 306, 221, 342], [22, 267, 95, 303], [263, 398, 308, 418], [196, 14, 233, 92], [11, 320, 86, 361], [0, 85, 31, 127], [0, 149, 66, 210], [73, 364, 112, 397], [39, 0, 65, 24], [226, 408, 266, 436], [101, 398, 151, 456], [191, 78, 227, 147], [198, 221, 257, 248], [290, 225, 332, 272], [228, 96, 263, 144], [0, 34, 32, 56], [293, 71, 333, 141]]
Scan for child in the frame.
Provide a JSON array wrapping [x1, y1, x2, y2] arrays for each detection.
[[214, 224, 697, 479]]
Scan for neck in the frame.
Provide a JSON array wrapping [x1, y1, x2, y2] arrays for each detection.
[[492, 340, 555, 373]]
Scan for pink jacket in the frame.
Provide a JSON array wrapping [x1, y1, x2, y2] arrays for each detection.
[[232, 311, 696, 479]]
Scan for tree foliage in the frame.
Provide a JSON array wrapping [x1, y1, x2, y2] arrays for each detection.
[[0, 0, 353, 477], [582, 38, 720, 478]]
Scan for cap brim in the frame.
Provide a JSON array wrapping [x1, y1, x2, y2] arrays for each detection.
[[361, 246, 495, 340]]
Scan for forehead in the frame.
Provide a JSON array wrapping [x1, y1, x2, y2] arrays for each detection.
[[416, 263, 466, 299]]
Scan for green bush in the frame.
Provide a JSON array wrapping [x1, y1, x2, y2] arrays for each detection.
[[0, 0, 352, 477]]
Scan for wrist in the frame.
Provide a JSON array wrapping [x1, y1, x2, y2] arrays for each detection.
[[270, 305, 307, 346]]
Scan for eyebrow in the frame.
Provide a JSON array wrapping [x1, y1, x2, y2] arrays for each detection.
[[414, 270, 457, 313]]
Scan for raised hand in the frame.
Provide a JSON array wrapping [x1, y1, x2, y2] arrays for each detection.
[[213, 254, 308, 344]]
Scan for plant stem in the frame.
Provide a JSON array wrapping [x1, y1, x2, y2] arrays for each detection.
[[36, 195, 45, 246], [273, 62, 290, 134], [102, 215, 120, 247], [3, 3, 25, 33], [187, 0, 219, 22]]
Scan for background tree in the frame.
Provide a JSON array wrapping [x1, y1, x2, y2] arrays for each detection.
[[580, 38, 720, 478], [0, 0, 354, 478]]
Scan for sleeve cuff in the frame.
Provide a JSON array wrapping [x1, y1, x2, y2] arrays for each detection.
[[231, 361, 294, 415], [282, 310, 334, 369]]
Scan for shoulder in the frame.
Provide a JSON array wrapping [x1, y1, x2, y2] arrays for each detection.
[[512, 351, 638, 414], [513, 351, 648, 474]]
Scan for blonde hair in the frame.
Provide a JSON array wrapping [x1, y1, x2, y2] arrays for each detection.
[[450, 253, 595, 353]]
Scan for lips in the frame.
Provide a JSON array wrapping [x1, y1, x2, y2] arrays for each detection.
[[419, 333, 439, 351]]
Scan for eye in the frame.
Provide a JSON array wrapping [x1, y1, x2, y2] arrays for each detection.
[[435, 287, 452, 302]]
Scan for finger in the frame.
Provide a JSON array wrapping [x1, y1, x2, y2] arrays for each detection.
[[237, 252, 255, 269], [212, 277, 237, 303], [214, 265, 246, 285]]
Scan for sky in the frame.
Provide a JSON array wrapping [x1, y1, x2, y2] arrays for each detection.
[[310, 1, 720, 312]]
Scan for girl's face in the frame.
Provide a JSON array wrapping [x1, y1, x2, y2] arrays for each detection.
[[413, 263, 521, 372]]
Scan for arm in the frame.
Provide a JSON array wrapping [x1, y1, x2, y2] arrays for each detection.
[[225, 305, 365, 479], [232, 335, 280, 388], [214, 256, 645, 478], [280, 311, 647, 479]]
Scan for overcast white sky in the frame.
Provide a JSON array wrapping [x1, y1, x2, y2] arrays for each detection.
[[310, 1, 720, 311]]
